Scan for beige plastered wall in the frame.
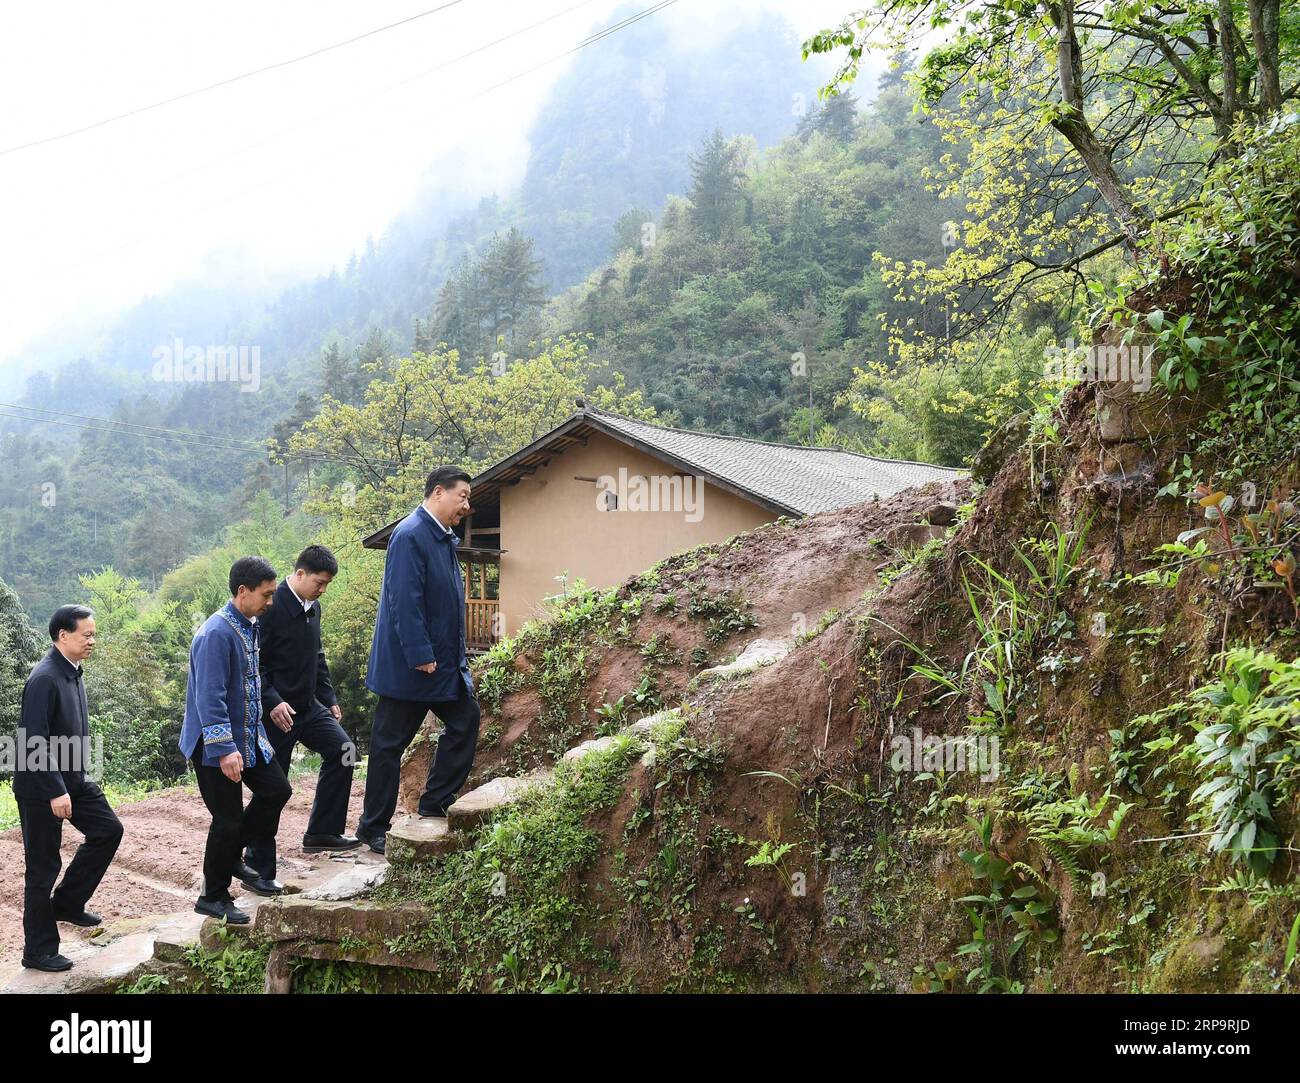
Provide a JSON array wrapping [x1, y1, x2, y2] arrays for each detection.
[[495, 432, 775, 634]]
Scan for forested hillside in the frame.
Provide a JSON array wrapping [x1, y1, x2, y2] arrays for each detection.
[[1, 0, 1298, 1006], [543, 70, 1052, 454], [0, 8, 823, 620]]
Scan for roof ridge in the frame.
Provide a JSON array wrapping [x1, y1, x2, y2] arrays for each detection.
[[583, 405, 964, 473]]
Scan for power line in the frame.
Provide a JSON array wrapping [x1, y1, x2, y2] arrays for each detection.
[[371, 0, 604, 94], [440, 0, 681, 102], [0, 400, 410, 472], [394, 0, 675, 95], [0, 407, 370, 471], [2, 0, 686, 466], [0, 0, 472, 157], [9, 0, 604, 249], [0, 399, 289, 452], [42, 0, 682, 274], [2, 398, 332, 453], [0, 400, 390, 468], [0, 404, 278, 457]]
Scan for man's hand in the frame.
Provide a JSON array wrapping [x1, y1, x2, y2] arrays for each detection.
[[219, 751, 243, 782], [416, 661, 437, 674], [270, 701, 296, 732], [49, 793, 72, 819], [329, 704, 342, 722]]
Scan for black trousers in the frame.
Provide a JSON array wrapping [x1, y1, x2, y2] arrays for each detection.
[[190, 752, 291, 902], [17, 782, 123, 959], [243, 702, 355, 879], [357, 686, 480, 838]]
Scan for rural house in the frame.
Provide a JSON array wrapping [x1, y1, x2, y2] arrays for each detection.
[[361, 403, 964, 647]]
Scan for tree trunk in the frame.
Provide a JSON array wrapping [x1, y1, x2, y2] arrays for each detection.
[[1218, 0, 1239, 147], [1247, 0, 1283, 112], [1047, 1, 1144, 243]]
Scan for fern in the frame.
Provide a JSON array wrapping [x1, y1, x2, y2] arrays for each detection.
[[1041, 839, 1089, 890]]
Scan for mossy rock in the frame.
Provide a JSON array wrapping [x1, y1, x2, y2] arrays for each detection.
[[1151, 932, 1229, 992]]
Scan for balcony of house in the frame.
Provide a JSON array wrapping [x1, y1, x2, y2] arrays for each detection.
[[459, 545, 502, 654]]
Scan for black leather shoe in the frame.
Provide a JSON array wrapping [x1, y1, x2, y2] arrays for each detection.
[[302, 832, 363, 852], [22, 952, 74, 972], [194, 897, 251, 924], [51, 905, 102, 927], [239, 874, 284, 897], [234, 859, 260, 883], [418, 806, 448, 819], [357, 831, 385, 856]]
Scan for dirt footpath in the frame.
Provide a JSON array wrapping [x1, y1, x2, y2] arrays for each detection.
[[0, 771, 370, 967]]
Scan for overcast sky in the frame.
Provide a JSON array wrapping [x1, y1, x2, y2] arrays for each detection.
[[0, 0, 859, 367]]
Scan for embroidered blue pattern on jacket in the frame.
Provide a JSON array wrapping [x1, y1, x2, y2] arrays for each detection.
[[217, 607, 275, 766], [201, 723, 234, 746]]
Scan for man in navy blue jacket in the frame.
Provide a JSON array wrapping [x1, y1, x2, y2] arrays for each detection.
[[356, 466, 479, 854]]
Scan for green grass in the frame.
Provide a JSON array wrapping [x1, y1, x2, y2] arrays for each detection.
[[119, 924, 270, 994], [0, 776, 177, 832], [0, 781, 15, 832], [376, 729, 652, 991]]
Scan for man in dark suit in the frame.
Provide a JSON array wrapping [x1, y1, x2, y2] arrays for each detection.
[[240, 544, 360, 894], [15, 605, 123, 972], [355, 466, 479, 855]]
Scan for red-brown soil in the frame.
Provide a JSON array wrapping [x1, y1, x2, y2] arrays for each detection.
[[0, 773, 369, 968], [399, 477, 969, 804]]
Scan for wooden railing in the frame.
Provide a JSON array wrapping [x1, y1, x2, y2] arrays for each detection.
[[466, 599, 500, 651]]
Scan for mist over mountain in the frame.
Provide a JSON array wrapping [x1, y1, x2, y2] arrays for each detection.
[[4, 9, 825, 399], [0, 5, 835, 617], [3, 0, 1297, 1010]]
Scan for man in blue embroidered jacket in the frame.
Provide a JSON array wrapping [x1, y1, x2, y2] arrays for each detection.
[[355, 465, 480, 854], [179, 556, 291, 924]]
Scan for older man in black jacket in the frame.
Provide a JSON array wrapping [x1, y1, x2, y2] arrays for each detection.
[[15, 605, 123, 972], [239, 545, 359, 894]]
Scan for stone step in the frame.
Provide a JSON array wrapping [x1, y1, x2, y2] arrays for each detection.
[[697, 637, 792, 681], [63, 933, 159, 994], [198, 915, 257, 952], [562, 715, 670, 764], [446, 771, 554, 831], [562, 735, 619, 763], [255, 891, 444, 994], [883, 521, 947, 550], [626, 707, 680, 735], [1, 931, 156, 995], [254, 894, 429, 945], [149, 911, 209, 963], [552, 711, 681, 778], [922, 500, 959, 525], [384, 816, 466, 868], [299, 861, 390, 899], [0, 904, 221, 995]]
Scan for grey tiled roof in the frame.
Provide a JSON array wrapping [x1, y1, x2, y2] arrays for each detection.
[[588, 408, 965, 516]]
